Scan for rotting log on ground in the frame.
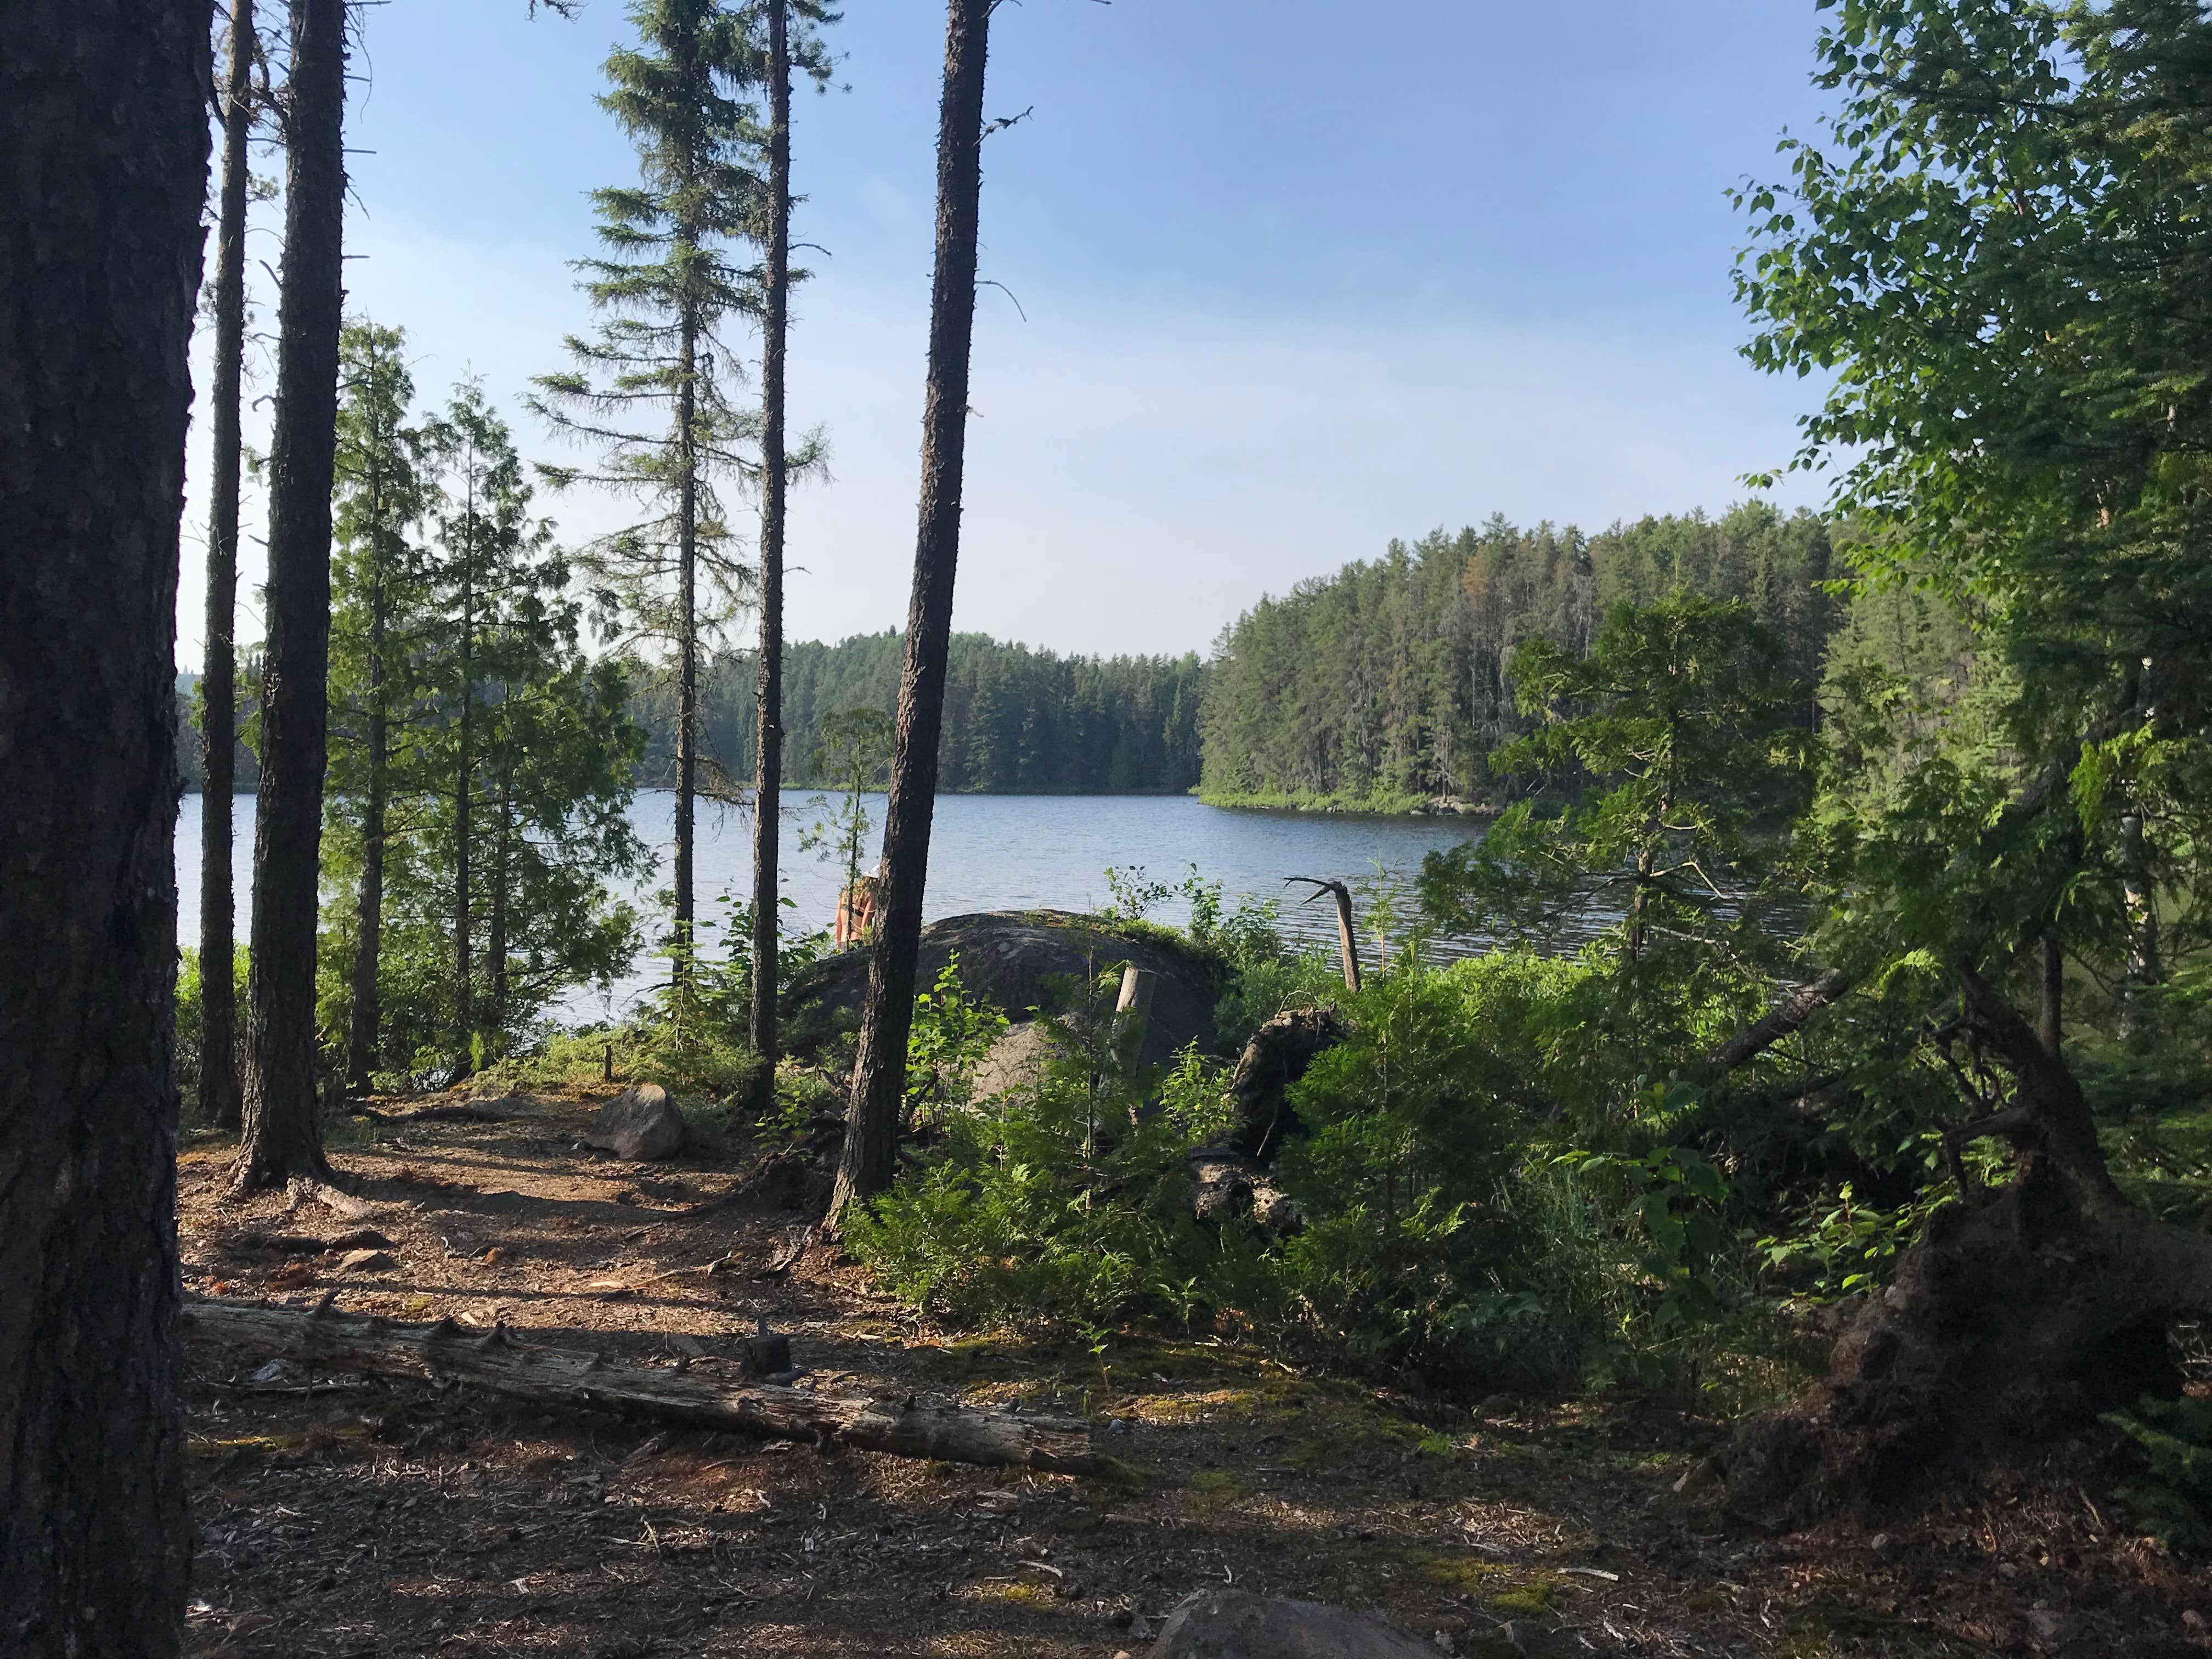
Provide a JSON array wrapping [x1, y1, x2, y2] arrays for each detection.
[[183, 1297, 1099, 1474]]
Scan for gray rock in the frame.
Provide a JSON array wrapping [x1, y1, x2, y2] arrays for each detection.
[[1151, 1589, 1436, 1659], [785, 910, 1225, 1074], [583, 1083, 685, 1161], [337, 1248, 397, 1272]]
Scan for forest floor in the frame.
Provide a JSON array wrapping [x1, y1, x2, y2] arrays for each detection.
[[177, 1088, 2212, 1659]]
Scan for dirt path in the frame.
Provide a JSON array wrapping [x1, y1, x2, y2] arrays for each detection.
[[177, 1096, 2210, 1658]]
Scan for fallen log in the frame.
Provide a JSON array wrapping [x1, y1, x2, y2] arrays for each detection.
[[182, 1299, 1099, 1475]]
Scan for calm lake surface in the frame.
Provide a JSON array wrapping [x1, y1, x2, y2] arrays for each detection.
[[176, 790, 1494, 1023]]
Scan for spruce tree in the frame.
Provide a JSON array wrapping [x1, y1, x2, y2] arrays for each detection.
[[533, 0, 766, 1012]]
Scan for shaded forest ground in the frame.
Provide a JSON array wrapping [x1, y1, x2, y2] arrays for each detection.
[[178, 1093, 2212, 1659]]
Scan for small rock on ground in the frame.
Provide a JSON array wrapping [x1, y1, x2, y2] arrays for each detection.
[[1152, 1588, 1436, 1658], [582, 1083, 685, 1161]]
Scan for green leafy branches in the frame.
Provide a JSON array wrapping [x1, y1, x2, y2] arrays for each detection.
[[1419, 596, 1812, 1039]]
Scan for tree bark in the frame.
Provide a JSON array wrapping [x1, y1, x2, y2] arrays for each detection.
[[184, 1299, 1099, 1472], [236, 0, 347, 1194], [2118, 810, 2158, 1036], [748, 0, 794, 1115], [830, 0, 993, 1226], [200, 0, 256, 1131], [344, 512, 391, 1095], [0, 0, 210, 1647]]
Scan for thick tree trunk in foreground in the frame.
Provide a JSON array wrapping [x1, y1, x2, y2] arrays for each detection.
[[201, 0, 256, 1131], [1726, 959, 2212, 1520], [748, 0, 794, 1117], [237, 0, 347, 1193], [185, 1300, 1099, 1472], [830, 0, 992, 1226], [0, 0, 210, 1647]]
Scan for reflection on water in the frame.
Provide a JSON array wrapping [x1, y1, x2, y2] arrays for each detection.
[[177, 791, 1553, 1024]]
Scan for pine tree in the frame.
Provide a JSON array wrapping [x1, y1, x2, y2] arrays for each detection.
[[235, 0, 347, 1194], [324, 377, 648, 1079], [533, 0, 767, 1012], [0, 0, 209, 1642], [745, 0, 840, 1118], [830, 0, 995, 1226], [198, 0, 263, 1131]]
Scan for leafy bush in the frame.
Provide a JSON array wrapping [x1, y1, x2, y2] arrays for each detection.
[[177, 944, 249, 1121], [847, 972, 1237, 1336], [906, 953, 1009, 1131]]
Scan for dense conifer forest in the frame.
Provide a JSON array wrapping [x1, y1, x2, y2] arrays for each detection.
[[1196, 503, 1838, 809], [633, 630, 1209, 794]]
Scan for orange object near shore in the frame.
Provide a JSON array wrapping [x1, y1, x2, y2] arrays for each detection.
[[834, 873, 882, 949]]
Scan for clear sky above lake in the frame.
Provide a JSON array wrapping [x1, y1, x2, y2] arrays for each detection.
[[179, 0, 1841, 669]]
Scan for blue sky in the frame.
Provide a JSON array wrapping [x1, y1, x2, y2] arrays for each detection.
[[180, 0, 1841, 668]]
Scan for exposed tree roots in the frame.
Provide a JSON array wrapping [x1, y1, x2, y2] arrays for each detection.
[[1725, 960, 2212, 1521]]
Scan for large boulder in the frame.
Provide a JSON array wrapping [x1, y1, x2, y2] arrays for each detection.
[[1150, 1589, 1435, 1658], [582, 1083, 684, 1161], [783, 910, 1226, 1073]]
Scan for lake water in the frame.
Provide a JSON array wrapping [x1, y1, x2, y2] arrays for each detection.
[[176, 790, 1495, 1022]]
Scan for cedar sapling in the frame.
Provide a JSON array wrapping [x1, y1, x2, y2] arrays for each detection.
[[328, 322, 430, 1093]]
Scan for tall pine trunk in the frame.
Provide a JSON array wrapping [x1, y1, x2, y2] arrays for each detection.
[[748, 0, 794, 1109], [236, 0, 347, 1194], [0, 0, 210, 1646], [830, 0, 991, 1224], [673, 310, 700, 1004], [201, 0, 255, 1130], [344, 553, 390, 1096]]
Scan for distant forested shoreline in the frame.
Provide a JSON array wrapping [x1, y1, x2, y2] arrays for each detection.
[[607, 631, 1210, 797], [1197, 504, 1837, 809], [179, 507, 1845, 809]]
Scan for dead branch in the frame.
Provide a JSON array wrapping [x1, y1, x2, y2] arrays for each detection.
[[1703, 967, 1853, 1074]]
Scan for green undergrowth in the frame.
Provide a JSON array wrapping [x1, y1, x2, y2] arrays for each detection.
[[848, 939, 1793, 1399]]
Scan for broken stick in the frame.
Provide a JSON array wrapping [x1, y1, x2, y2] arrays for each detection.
[[182, 1298, 1099, 1475]]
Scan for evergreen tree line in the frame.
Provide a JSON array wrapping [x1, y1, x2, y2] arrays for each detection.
[[628, 630, 1207, 794], [1196, 502, 1836, 807]]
